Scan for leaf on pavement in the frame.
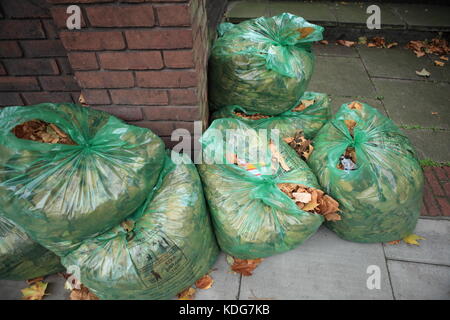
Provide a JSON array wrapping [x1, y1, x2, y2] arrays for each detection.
[[21, 281, 48, 300], [387, 240, 401, 245], [195, 275, 214, 290], [70, 284, 99, 300], [318, 40, 328, 45], [231, 258, 263, 276], [177, 287, 196, 300], [415, 68, 431, 77], [440, 56, 448, 61], [336, 40, 356, 47], [402, 234, 426, 246], [434, 60, 445, 66]]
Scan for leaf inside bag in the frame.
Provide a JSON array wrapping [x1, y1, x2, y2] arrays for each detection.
[[12, 119, 76, 145]]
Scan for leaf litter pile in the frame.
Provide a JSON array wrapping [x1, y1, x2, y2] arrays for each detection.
[[13, 120, 76, 145], [283, 130, 313, 161]]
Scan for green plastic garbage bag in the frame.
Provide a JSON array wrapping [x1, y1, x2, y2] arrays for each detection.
[[0, 103, 165, 256], [197, 119, 324, 259], [0, 214, 64, 280], [61, 153, 219, 300], [212, 92, 331, 139], [307, 102, 424, 243], [209, 13, 324, 115]]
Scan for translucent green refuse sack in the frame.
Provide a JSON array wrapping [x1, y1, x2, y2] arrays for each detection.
[[0, 214, 64, 280], [197, 119, 323, 259], [0, 103, 165, 256], [209, 13, 324, 115], [212, 92, 331, 139], [307, 102, 424, 243], [62, 153, 219, 300]]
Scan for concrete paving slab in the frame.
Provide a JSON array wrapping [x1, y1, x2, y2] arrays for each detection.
[[331, 2, 404, 27], [0, 273, 69, 300], [225, 1, 269, 22], [425, 54, 450, 83], [358, 46, 440, 81], [372, 78, 450, 130], [239, 226, 393, 300], [387, 260, 450, 300], [383, 219, 450, 266], [313, 43, 359, 58], [308, 56, 376, 97], [391, 4, 450, 29], [329, 95, 387, 116], [268, 1, 337, 25], [402, 129, 450, 162], [195, 253, 241, 300]]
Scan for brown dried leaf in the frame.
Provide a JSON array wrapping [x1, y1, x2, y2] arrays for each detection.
[[70, 284, 99, 300], [319, 40, 329, 45], [440, 56, 448, 61], [26, 276, 44, 285], [21, 281, 48, 300], [387, 240, 401, 245], [195, 275, 214, 290], [269, 141, 290, 171], [387, 42, 398, 49], [177, 287, 196, 300], [336, 40, 355, 47], [234, 111, 271, 120], [231, 258, 263, 276], [434, 60, 445, 67]]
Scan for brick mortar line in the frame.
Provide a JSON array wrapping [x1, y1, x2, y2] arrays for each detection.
[[386, 257, 450, 268]]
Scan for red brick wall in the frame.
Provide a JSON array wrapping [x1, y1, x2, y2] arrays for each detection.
[[0, 0, 211, 150], [0, 0, 80, 106]]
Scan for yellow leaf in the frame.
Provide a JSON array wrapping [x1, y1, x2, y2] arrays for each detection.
[[297, 27, 315, 39], [177, 287, 196, 300], [402, 234, 425, 246], [21, 281, 48, 300]]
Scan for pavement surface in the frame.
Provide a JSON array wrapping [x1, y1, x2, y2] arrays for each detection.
[[0, 1, 449, 300]]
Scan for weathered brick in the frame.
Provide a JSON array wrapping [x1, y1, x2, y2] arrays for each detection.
[[39, 76, 80, 91], [99, 52, 163, 70], [75, 71, 134, 88], [60, 31, 125, 51], [136, 70, 197, 88], [22, 92, 73, 104], [436, 198, 450, 216], [444, 182, 450, 198], [20, 40, 66, 57], [0, 77, 40, 91], [0, 92, 23, 106], [109, 89, 168, 105], [86, 5, 155, 27], [423, 188, 440, 216], [0, 21, 45, 39], [50, 6, 87, 29], [169, 88, 198, 105], [57, 57, 74, 75], [92, 106, 143, 121], [81, 90, 111, 105], [132, 121, 194, 136], [156, 4, 190, 26], [420, 201, 428, 216], [68, 52, 99, 70], [125, 29, 193, 49], [142, 106, 200, 121], [163, 50, 194, 68], [0, 41, 22, 58], [433, 166, 448, 181], [424, 167, 445, 197], [3, 59, 59, 76], [42, 19, 59, 39], [47, 0, 113, 3], [0, 64, 5, 75], [1, 0, 50, 18]]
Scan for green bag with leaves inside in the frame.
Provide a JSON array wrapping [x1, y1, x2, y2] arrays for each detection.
[[62, 153, 219, 300], [209, 13, 324, 115], [197, 119, 341, 259], [0, 103, 165, 256], [307, 102, 424, 243], [0, 214, 64, 280], [212, 92, 331, 139]]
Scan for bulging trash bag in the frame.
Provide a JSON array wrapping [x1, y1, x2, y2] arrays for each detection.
[[61, 153, 219, 300], [0, 103, 165, 256], [209, 13, 323, 115], [197, 118, 327, 259], [0, 214, 64, 280], [308, 102, 424, 243], [212, 92, 331, 140]]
